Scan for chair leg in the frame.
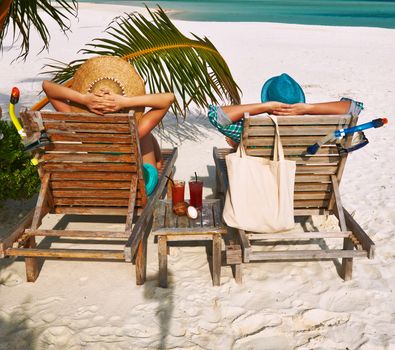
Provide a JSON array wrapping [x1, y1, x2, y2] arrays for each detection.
[[212, 234, 222, 286], [158, 236, 168, 288], [342, 237, 354, 281], [25, 237, 39, 282], [135, 237, 147, 285]]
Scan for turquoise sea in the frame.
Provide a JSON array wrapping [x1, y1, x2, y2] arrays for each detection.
[[79, 0, 395, 28]]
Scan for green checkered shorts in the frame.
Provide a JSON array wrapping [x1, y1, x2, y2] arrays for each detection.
[[208, 105, 243, 143]]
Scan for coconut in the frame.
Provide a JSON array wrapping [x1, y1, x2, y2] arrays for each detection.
[[187, 206, 198, 220]]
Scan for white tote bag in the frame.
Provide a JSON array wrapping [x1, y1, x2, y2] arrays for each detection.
[[223, 115, 296, 233]]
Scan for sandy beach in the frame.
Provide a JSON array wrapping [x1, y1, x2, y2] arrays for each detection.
[[1, 2, 394, 349]]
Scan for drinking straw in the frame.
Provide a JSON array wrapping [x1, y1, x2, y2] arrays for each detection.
[[194, 172, 198, 182], [165, 175, 175, 186]]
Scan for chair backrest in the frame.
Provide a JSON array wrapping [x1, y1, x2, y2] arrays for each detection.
[[20, 110, 147, 216], [242, 114, 358, 215]]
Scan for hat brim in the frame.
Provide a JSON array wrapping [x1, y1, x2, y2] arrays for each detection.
[[260, 76, 276, 103]]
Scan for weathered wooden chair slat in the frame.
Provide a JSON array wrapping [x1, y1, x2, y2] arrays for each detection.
[[213, 113, 375, 282]]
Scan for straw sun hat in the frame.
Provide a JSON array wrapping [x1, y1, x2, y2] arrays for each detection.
[[70, 56, 145, 119]]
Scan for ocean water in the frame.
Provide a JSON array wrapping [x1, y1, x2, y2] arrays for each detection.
[[79, 0, 395, 28]]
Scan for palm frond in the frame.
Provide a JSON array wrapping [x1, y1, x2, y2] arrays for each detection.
[[43, 6, 241, 116], [0, 0, 78, 60]]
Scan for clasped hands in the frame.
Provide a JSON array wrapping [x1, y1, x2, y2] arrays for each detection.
[[83, 88, 127, 115], [264, 101, 310, 116]]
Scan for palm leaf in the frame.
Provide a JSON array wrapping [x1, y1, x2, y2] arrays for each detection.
[[0, 0, 78, 60], [42, 6, 241, 116]]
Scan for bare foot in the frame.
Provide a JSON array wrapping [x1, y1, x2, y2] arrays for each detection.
[[225, 137, 239, 149]]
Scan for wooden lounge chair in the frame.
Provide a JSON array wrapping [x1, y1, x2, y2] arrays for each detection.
[[213, 113, 375, 282], [0, 110, 177, 284]]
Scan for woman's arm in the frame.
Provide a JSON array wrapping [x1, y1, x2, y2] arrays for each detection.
[[272, 100, 352, 116], [42, 81, 111, 114]]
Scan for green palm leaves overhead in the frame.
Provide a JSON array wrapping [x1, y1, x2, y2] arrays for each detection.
[[45, 6, 241, 116], [0, 0, 78, 60]]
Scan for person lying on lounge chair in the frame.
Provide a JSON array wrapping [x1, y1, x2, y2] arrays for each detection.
[[208, 73, 363, 148], [42, 56, 175, 171]]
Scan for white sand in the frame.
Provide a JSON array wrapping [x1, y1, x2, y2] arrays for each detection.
[[1, 3, 395, 349]]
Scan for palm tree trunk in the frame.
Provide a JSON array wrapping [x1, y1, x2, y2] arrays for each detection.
[[0, 0, 13, 34]]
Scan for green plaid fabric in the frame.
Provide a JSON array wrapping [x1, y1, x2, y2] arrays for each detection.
[[208, 105, 243, 143]]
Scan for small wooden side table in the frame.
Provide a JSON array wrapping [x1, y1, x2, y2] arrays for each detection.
[[152, 199, 226, 288]]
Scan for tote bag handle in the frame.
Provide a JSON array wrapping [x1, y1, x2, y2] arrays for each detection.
[[240, 114, 285, 161]]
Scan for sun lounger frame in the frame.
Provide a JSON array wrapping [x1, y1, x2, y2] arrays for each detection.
[[0, 110, 177, 284], [213, 113, 375, 282]]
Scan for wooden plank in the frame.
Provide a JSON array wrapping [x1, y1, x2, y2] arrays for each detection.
[[165, 234, 217, 242], [248, 249, 366, 261], [226, 245, 242, 264], [295, 166, 337, 174], [124, 175, 138, 236], [294, 200, 329, 208], [43, 163, 137, 173], [51, 172, 133, 181], [46, 143, 133, 153], [54, 198, 129, 206], [212, 234, 222, 286], [152, 200, 167, 231], [177, 214, 190, 228], [31, 173, 50, 230], [54, 207, 128, 215], [246, 151, 340, 164], [26, 229, 128, 238], [0, 208, 34, 257], [124, 147, 178, 262], [247, 115, 351, 126], [341, 208, 375, 259], [243, 145, 338, 155], [44, 121, 130, 133], [158, 235, 168, 288], [331, 175, 353, 281], [24, 237, 39, 282], [294, 192, 331, 200], [294, 208, 330, 215], [237, 229, 251, 263], [48, 133, 132, 144], [52, 189, 131, 198], [6, 248, 125, 259], [294, 183, 331, 191], [242, 136, 329, 147], [41, 112, 130, 123], [247, 231, 351, 240], [295, 174, 331, 183], [211, 200, 223, 228], [201, 203, 213, 227], [154, 227, 226, 236], [247, 125, 339, 136], [51, 181, 132, 190], [42, 153, 135, 163]]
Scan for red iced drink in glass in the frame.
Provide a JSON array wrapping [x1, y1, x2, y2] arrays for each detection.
[[189, 180, 203, 210], [171, 180, 185, 206]]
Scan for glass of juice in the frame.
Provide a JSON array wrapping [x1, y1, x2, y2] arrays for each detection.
[[189, 180, 203, 210], [171, 180, 185, 206]]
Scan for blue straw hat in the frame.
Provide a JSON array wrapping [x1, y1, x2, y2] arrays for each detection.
[[261, 73, 305, 104]]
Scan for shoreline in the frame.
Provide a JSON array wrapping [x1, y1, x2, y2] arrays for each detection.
[[78, 1, 395, 29]]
